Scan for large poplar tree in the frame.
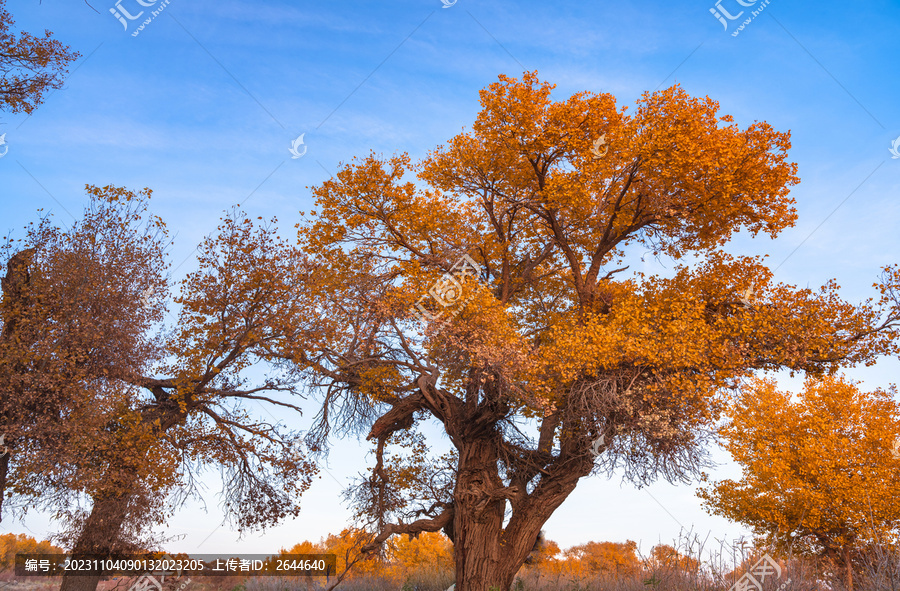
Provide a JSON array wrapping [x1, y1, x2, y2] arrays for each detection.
[[291, 72, 900, 590]]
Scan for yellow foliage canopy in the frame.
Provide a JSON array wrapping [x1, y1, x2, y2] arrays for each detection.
[[290, 71, 900, 589], [699, 376, 900, 563]]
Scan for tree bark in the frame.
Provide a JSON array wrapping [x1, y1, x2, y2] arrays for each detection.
[[844, 546, 854, 591], [453, 438, 510, 591], [0, 452, 8, 520], [448, 432, 592, 590], [59, 492, 133, 591]]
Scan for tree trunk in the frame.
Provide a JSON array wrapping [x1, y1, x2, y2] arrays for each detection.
[[449, 427, 592, 591], [454, 517, 515, 591], [844, 546, 854, 591], [0, 452, 8, 520], [453, 438, 512, 591], [59, 492, 133, 591]]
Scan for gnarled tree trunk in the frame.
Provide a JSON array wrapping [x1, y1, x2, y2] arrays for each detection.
[[449, 433, 588, 591], [59, 492, 134, 591], [453, 437, 509, 590]]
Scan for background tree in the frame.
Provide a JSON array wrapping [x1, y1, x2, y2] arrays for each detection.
[[318, 528, 383, 590], [61, 205, 321, 591], [0, 0, 79, 115], [280, 539, 323, 556], [277, 539, 329, 591], [0, 185, 168, 521], [516, 535, 562, 588], [646, 543, 701, 572], [0, 532, 64, 571], [562, 540, 641, 579], [386, 531, 454, 580], [525, 534, 560, 565], [698, 375, 900, 591], [292, 71, 900, 590], [1, 188, 320, 591]]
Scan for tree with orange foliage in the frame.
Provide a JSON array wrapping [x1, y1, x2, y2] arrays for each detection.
[[698, 375, 900, 591], [386, 531, 454, 586], [646, 543, 701, 572], [515, 535, 562, 588], [280, 530, 454, 589], [281, 540, 323, 556], [293, 71, 900, 590], [563, 540, 641, 579], [0, 0, 80, 115], [0, 187, 169, 522], [318, 528, 385, 590], [1, 187, 319, 591], [276, 540, 327, 591], [0, 533, 63, 569]]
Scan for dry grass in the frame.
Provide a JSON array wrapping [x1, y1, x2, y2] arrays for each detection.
[[239, 533, 900, 591], [4, 538, 898, 591]]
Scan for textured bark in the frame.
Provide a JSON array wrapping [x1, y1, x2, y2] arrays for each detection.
[[0, 453, 8, 521], [844, 546, 854, 591], [59, 492, 133, 591], [450, 435, 588, 591], [453, 438, 508, 590]]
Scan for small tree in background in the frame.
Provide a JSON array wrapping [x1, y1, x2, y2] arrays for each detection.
[[0, 532, 64, 571], [387, 531, 454, 586], [563, 540, 641, 579], [647, 543, 702, 572], [698, 375, 900, 591]]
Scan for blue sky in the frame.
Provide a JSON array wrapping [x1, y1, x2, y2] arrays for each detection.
[[1, 0, 899, 561]]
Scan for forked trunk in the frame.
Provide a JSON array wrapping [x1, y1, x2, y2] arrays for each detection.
[[59, 492, 133, 591], [450, 433, 590, 591]]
